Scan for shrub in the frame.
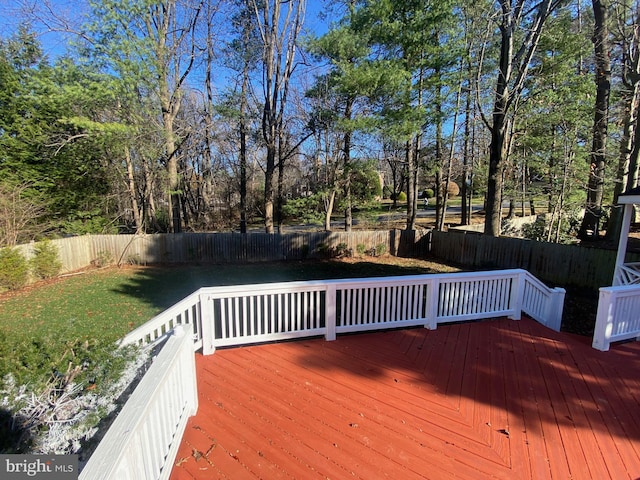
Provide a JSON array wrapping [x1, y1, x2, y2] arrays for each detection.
[[422, 189, 435, 199], [335, 243, 352, 258], [126, 254, 143, 265], [447, 182, 460, 197], [92, 250, 113, 268], [0, 248, 29, 290], [315, 243, 330, 258], [375, 243, 387, 256], [30, 241, 62, 279], [356, 244, 367, 256]]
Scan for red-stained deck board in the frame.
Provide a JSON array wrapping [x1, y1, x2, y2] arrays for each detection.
[[229, 343, 474, 479], [503, 319, 552, 480], [171, 317, 640, 480]]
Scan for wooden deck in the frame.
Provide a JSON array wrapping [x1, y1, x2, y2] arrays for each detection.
[[170, 317, 640, 480]]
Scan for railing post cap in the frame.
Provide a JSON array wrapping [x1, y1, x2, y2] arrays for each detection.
[[173, 325, 185, 337]]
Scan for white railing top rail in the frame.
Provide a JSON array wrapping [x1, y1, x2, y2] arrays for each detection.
[[120, 290, 202, 349], [122, 269, 564, 349], [85, 268, 564, 480], [593, 283, 640, 351], [80, 326, 198, 480], [196, 269, 529, 299], [614, 263, 640, 286]]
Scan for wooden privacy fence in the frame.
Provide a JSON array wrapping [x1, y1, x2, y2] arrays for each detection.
[[14, 230, 429, 273], [11, 229, 635, 289], [430, 230, 640, 289]]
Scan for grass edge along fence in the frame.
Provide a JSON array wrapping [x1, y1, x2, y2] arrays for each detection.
[[12, 230, 429, 274], [10, 229, 633, 290]]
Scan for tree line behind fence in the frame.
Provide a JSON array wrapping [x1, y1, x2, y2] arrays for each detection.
[[12, 230, 635, 290]]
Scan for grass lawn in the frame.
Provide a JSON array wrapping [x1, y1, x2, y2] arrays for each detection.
[[0, 256, 459, 453]]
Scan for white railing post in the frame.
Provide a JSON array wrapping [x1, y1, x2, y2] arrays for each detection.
[[613, 204, 633, 285], [425, 279, 438, 330], [592, 289, 615, 351], [199, 290, 216, 355], [174, 325, 199, 415], [79, 328, 197, 480], [325, 284, 337, 341], [509, 270, 525, 320], [546, 287, 565, 332]]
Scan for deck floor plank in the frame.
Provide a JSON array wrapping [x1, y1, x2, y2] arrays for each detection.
[[232, 341, 484, 479], [171, 318, 640, 480]]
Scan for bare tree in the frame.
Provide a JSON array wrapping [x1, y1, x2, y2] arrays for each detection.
[[147, 0, 203, 233], [0, 183, 48, 246], [251, 0, 306, 233]]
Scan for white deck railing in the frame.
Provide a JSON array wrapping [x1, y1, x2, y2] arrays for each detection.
[[613, 262, 640, 286], [592, 284, 640, 351], [120, 291, 203, 349], [80, 326, 198, 480], [521, 272, 565, 331], [118, 269, 564, 354], [82, 269, 565, 479], [197, 269, 565, 354]]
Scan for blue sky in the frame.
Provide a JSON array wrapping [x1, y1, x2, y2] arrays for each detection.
[[0, 0, 331, 59], [0, 0, 87, 57]]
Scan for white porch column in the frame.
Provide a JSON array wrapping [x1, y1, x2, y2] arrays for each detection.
[[613, 203, 633, 286]]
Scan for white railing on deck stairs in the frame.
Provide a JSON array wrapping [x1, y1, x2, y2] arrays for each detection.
[[81, 268, 565, 480], [613, 262, 640, 286], [593, 284, 640, 351]]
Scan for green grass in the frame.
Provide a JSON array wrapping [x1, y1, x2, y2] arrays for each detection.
[[0, 259, 457, 392], [0, 258, 460, 453]]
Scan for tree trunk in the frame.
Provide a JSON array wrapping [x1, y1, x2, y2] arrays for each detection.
[[142, 156, 159, 231], [276, 132, 287, 233], [406, 139, 418, 231], [147, 0, 202, 234], [324, 189, 336, 231], [434, 77, 445, 231], [264, 142, 276, 234], [255, 0, 305, 234], [607, 85, 639, 240], [163, 112, 181, 233], [124, 146, 143, 233], [343, 98, 354, 231], [440, 76, 463, 230], [461, 74, 472, 226], [239, 68, 249, 233], [484, 19, 511, 237], [484, 0, 555, 236], [579, 0, 610, 239]]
